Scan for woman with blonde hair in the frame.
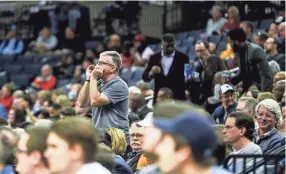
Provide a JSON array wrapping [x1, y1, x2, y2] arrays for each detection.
[[220, 6, 240, 33], [105, 127, 127, 157]]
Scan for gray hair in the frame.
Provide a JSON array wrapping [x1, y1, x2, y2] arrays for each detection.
[[100, 51, 122, 73], [238, 97, 259, 113], [13, 90, 24, 98], [255, 99, 282, 127], [268, 60, 281, 75]]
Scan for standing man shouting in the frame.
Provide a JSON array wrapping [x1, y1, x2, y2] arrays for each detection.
[[77, 51, 129, 133], [142, 33, 189, 104]]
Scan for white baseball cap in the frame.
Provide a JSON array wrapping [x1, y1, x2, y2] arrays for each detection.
[[137, 112, 154, 127], [219, 84, 235, 95]]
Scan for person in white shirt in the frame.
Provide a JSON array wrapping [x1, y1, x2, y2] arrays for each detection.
[[223, 112, 263, 174], [205, 6, 227, 35], [44, 117, 111, 174]]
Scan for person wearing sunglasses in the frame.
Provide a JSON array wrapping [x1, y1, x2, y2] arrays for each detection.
[[77, 51, 129, 135]]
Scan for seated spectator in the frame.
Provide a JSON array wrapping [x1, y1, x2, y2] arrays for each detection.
[[136, 80, 154, 97], [121, 41, 134, 69], [277, 22, 285, 53], [70, 65, 86, 84], [44, 117, 111, 174], [268, 60, 281, 75], [95, 144, 116, 173], [278, 98, 285, 135], [220, 6, 240, 34], [208, 71, 224, 105], [60, 107, 76, 119], [205, 5, 227, 36], [15, 125, 51, 174], [253, 31, 268, 48], [55, 95, 70, 108], [51, 89, 66, 103], [255, 99, 284, 153], [31, 64, 57, 91], [273, 71, 286, 85], [156, 87, 174, 104], [0, 83, 16, 113], [257, 92, 276, 102], [245, 89, 259, 99], [133, 34, 154, 65], [68, 83, 82, 107], [8, 108, 26, 128], [268, 23, 278, 38], [273, 80, 285, 103], [212, 84, 237, 124], [129, 93, 151, 120], [55, 54, 75, 80], [209, 42, 217, 54], [223, 112, 263, 173], [0, 25, 24, 55], [59, 27, 84, 53], [31, 90, 52, 115], [47, 103, 61, 121], [95, 43, 105, 58], [264, 37, 285, 71], [0, 128, 16, 174], [29, 27, 58, 54], [127, 122, 144, 172], [107, 34, 122, 53], [104, 128, 127, 158], [240, 21, 253, 42]]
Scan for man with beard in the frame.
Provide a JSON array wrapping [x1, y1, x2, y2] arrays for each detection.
[[212, 84, 237, 124], [77, 51, 129, 133], [264, 37, 285, 71], [227, 28, 273, 94]]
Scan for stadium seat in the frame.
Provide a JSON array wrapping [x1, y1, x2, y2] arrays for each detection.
[[175, 40, 182, 47], [23, 64, 41, 76], [0, 55, 15, 65], [15, 55, 34, 65], [128, 67, 145, 86], [176, 31, 189, 40], [177, 46, 188, 54], [10, 74, 30, 89], [85, 41, 98, 50], [250, 21, 259, 29], [190, 29, 202, 39], [41, 55, 62, 67], [0, 72, 8, 88], [4, 65, 22, 75], [148, 44, 158, 52], [209, 35, 222, 45], [182, 38, 194, 47], [258, 19, 273, 29], [217, 41, 227, 52], [56, 79, 70, 88]]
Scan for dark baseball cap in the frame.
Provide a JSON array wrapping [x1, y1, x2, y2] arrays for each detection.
[[155, 112, 218, 157]]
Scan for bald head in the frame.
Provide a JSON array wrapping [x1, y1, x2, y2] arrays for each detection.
[[41, 64, 52, 78], [278, 22, 285, 39]]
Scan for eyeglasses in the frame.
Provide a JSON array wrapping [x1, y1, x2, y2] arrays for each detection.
[[130, 133, 144, 139], [97, 61, 114, 67]]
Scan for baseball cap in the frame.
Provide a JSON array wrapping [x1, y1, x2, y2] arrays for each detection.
[[137, 112, 154, 127], [135, 34, 145, 41], [219, 84, 235, 95], [155, 112, 217, 157]]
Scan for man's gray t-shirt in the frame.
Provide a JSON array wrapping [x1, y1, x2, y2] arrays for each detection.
[[92, 76, 129, 131]]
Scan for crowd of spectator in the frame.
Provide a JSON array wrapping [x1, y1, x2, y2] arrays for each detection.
[[0, 2, 285, 174]]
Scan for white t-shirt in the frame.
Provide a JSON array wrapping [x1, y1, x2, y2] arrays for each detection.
[[135, 47, 154, 62], [77, 162, 111, 174]]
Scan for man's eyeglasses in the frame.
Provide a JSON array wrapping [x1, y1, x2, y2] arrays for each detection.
[[130, 133, 144, 138], [97, 61, 114, 67]]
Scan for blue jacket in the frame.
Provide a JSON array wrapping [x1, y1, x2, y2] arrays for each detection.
[[256, 128, 285, 154], [212, 103, 237, 124], [0, 165, 15, 174], [115, 155, 133, 174], [0, 104, 7, 119]]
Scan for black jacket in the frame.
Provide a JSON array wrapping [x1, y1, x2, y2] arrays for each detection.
[[232, 42, 273, 93], [142, 50, 189, 104]]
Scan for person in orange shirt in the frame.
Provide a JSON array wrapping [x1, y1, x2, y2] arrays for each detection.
[[32, 64, 56, 91]]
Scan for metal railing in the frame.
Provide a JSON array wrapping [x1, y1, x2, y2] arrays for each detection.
[[223, 145, 285, 174]]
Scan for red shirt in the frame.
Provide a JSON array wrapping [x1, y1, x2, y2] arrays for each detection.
[[0, 96, 14, 113], [121, 53, 134, 69], [32, 75, 57, 90], [220, 21, 240, 33]]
